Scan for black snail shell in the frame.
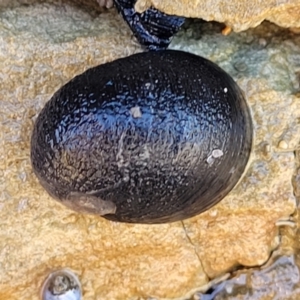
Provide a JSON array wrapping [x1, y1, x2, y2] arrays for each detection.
[[31, 50, 253, 224]]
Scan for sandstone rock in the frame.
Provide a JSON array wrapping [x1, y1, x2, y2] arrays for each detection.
[[0, 1, 299, 300], [134, 0, 300, 32], [195, 255, 300, 300]]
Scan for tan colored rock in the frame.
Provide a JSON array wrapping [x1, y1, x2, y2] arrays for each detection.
[[0, 2, 299, 300], [183, 79, 298, 278], [195, 255, 300, 299], [135, 0, 300, 32]]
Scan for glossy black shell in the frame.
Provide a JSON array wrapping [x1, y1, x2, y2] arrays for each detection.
[[31, 50, 252, 224]]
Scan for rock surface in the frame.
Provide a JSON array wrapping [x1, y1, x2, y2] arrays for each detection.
[[0, 1, 299, 300], [135, 0, 300, 32], [195, 255, 300, 300], [199, 217, 300, 300]]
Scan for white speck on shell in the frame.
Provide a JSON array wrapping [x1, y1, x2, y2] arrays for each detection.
[[212, 149, 224, 158], [144, 82, 151, 89], [207, 149, 224, 165], [130, 106, 142, 118], [206, 156, 214, 165], [116, 132, 129, 169], [139, 145, 150, 160], [224, 87, 228, 93], [229, 167, 236, 174]]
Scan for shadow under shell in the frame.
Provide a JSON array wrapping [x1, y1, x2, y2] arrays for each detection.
[[31, 50, 253, 224]]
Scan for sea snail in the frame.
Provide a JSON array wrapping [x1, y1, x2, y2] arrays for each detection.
[[31, 50, 252, 224], [41, 269, 81, 300]]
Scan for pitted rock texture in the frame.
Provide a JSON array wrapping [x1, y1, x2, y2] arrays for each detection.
[[0, 1, 299, 300]]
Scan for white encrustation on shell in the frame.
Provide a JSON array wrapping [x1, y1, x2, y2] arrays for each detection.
[[41, 269, 82, 300], [206, 149, 224, 165], [130, 106, 142, 118]]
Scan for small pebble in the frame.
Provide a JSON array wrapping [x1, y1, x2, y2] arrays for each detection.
[[222, 26, 232, 36], [278, 140, 288, 149]]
